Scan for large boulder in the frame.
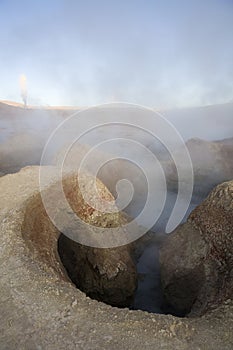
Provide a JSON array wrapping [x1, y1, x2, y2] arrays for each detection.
[[160, 180, 233, 316], [58, 174, 137, 307]]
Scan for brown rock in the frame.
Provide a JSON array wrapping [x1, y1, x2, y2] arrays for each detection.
[[58, 235, 137, 307], [21, 170, 137, 308], [160, 180, 233, 316]]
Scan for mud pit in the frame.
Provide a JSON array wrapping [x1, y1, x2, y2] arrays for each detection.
[[0, 166, 232, 349]]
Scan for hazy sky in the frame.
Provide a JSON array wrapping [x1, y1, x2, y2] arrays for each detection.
[[0, 0, 233, 107]]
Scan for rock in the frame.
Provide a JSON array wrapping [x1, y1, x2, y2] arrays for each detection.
[[160, 180, 233, 316], [58, 235, 137, 307], [59, 173, 137, 307], [21, 169, 137, 308], [159, 222, 207, 316]]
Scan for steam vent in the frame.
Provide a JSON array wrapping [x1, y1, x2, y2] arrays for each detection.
[[0, 166, 232, 349]]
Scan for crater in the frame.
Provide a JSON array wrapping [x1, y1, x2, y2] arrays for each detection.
[[10, 167, 233, 320], [20, 172, 172, 314], [0, 167, 232, 349]]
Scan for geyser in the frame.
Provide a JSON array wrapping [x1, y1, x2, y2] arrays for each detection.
[[19, 74, 27, 107]]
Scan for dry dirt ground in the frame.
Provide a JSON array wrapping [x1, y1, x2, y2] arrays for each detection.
[[0, 166, 232, 350]]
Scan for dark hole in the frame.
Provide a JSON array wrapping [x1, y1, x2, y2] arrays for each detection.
[[58, 231, 185, 316]]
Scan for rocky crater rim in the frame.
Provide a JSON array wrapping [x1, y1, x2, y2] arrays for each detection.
[[0, 167, 232, 335], [20, 172, 139, 309], [1, 167, 233, 349], [20, 173, 233, 318]]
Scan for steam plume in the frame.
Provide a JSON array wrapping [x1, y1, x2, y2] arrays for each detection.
[[19, 74, 27, 107]]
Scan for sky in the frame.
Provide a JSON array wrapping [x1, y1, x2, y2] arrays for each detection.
[[0, 0, 233, 108]]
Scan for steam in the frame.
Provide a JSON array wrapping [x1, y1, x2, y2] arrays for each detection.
[[0, 1, 232, 107], [0, 101, 232, 312], [19, 74, 27, 107]]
